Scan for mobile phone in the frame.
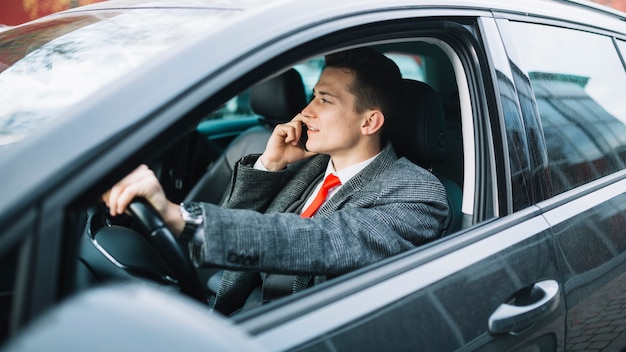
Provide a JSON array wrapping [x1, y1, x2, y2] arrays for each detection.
[[299, 123, 308, 151]]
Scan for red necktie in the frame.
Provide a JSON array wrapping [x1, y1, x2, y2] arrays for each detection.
[[301, 174, 341, 218]]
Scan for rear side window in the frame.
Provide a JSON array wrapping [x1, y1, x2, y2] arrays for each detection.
[[504, 22, 626, 196]]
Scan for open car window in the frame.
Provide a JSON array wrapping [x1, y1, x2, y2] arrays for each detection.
[[70, 36, 471, 316]]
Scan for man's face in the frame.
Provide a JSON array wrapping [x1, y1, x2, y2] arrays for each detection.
[[301, 67, 369, 159]]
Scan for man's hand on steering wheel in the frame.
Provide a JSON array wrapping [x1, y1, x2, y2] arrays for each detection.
[[102, 168, 208, 303], [102, 165, 185, 236]]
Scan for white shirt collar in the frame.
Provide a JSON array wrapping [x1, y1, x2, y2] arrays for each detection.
[[325, 151, 381, 185]]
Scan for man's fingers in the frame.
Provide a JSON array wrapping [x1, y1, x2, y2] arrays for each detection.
[[101, 189, 110, 204], [260, 115, 311, 170], [113, 182, 144, 216], [278, 119, 306, 146], [103, 164, 154, 216]]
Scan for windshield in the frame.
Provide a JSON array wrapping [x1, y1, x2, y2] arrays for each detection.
[[0, 8, 236, 151]]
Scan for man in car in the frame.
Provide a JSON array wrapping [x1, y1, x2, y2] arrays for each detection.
[[103, 47, 449, 314]]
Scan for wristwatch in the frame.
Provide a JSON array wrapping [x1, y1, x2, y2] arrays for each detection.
[[179, 202, 203, 241]]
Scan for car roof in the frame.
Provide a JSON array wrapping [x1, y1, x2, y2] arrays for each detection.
[[57, 0, 625, 23], [0, 0, 624, 232]]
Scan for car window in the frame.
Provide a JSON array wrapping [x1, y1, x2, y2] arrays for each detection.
[[504, 22, 626, 196], [202, 57, 325, 122], [204, 52, 428, 123], [385, 52, 426, 82], [0, 9, 237, 152], [498, 62, 551, 211], [294, 57, 325, 100]]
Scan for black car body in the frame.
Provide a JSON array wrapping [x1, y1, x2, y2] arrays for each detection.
[[1, 0, 626, 350]]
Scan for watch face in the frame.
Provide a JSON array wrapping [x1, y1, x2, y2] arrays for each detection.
[[184, 202, 203, 217], [181, 203, 203, 227]]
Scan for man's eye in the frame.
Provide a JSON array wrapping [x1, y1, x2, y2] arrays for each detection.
[[321, 98, 330, 104]]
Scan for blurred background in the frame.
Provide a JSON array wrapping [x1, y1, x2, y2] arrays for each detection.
[[1, 0, 106, 26], [593, 0, 626, 10], [0, 0, 625, 26]]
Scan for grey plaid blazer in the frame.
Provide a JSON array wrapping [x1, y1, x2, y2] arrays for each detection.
[[189, 143, 449, 314]]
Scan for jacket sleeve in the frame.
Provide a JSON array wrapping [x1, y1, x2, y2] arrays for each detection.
[[189, 160, 449, 277], [221, 154, 291, 212]]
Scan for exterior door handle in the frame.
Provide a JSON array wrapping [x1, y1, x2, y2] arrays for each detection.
[[488, 279, 560, 335]]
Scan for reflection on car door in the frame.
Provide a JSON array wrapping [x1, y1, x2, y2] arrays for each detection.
[[544, 180, 626, 351]]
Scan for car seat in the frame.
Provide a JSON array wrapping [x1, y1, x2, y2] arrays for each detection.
[[184, 68, 308, 204], [388, 79, 463, 235]]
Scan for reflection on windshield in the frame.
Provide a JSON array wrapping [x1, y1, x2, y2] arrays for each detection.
[[0, 8, 235, 150]]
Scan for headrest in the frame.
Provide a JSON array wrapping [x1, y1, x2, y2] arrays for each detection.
[[388, 79, 447, 168], [250, 68, 307, 125]]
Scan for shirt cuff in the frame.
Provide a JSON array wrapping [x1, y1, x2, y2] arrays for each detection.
[[253, 157, 269, 171]]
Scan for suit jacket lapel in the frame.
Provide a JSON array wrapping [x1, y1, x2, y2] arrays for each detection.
[[316, 143, 398, 217], [266, 153, 330, 213], [265, 143, 398, 216]]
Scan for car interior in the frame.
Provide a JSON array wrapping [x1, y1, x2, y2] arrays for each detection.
[[72, 39, 469, 314]]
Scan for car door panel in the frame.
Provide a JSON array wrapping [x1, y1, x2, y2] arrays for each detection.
[[540, 175, 626, 351], [245, 210, 565, 351]]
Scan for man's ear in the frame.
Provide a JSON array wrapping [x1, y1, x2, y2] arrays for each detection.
[[361, 110, 385, 136]]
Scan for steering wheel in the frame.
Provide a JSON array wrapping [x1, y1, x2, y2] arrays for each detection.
[[127, 199, 208, 304]]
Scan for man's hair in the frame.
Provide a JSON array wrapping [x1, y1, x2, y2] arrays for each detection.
[[324, 47, 403, 136]]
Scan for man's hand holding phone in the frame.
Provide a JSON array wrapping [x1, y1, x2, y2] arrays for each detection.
[[259, 115, 316, 171]]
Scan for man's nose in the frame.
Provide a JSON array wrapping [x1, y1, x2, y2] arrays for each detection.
[[301, 102, 315, 118]]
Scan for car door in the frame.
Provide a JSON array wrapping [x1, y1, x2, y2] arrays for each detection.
[[228, 13, 567, 352], [239, 214, 563, 351], [498, 15, 626, 351]]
